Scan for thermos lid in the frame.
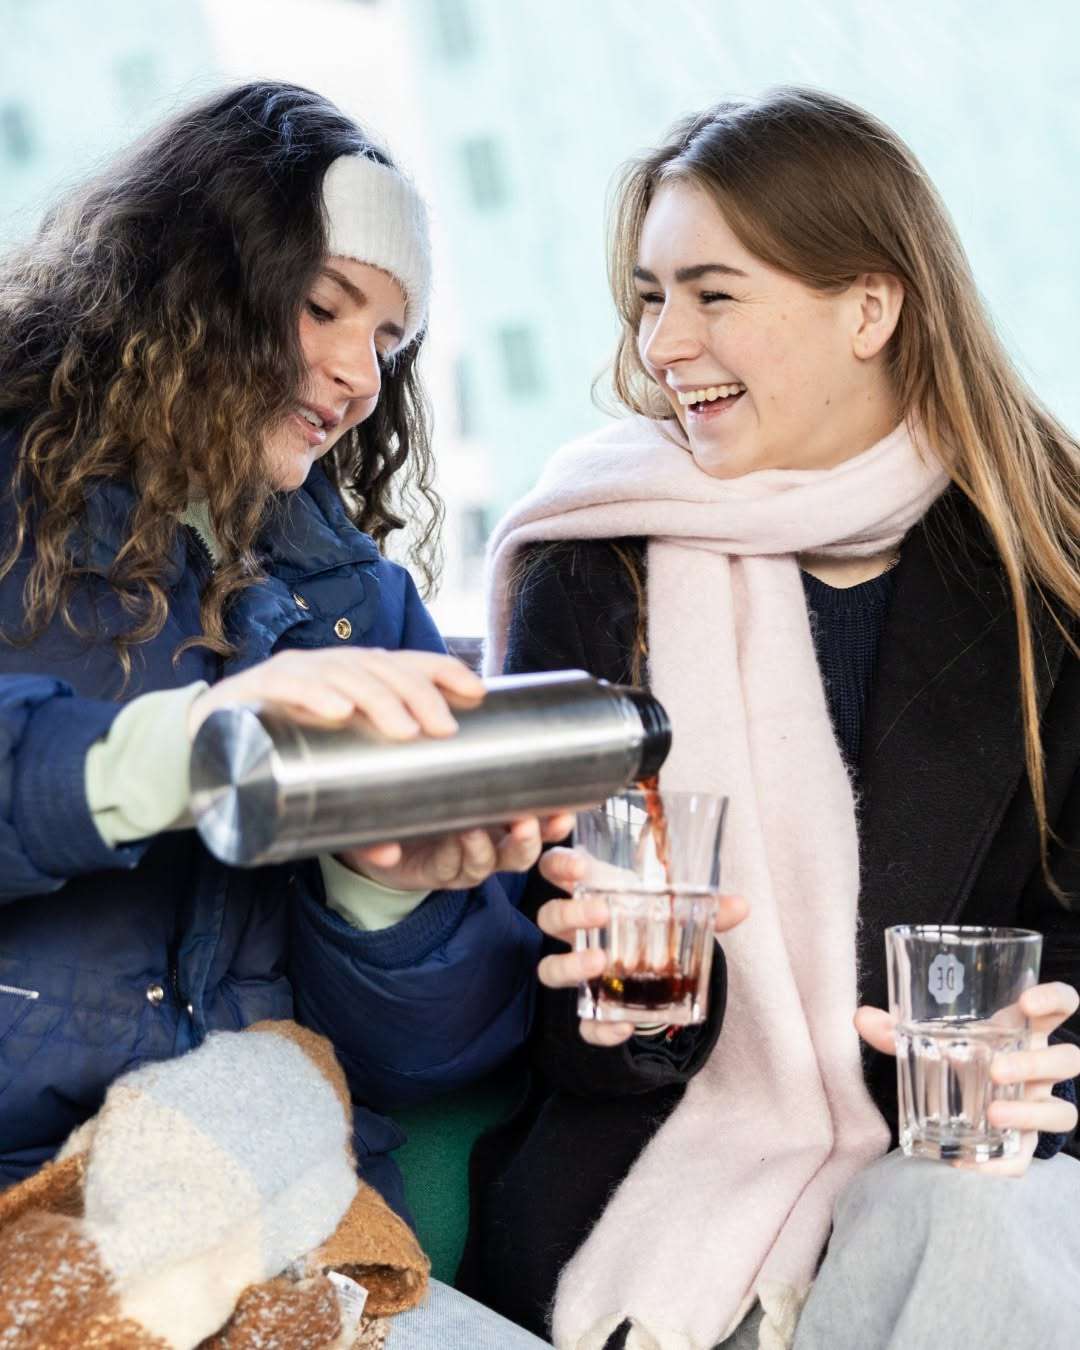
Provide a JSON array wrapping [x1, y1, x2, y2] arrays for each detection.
[[621, 687, 672, 780]]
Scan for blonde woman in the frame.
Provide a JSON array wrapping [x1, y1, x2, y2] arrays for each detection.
[[466, 88, 1080, 1350]]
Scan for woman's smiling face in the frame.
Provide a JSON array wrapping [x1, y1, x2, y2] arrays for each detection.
[[635, 179, 903, 477], [265, 255, 407, 491]]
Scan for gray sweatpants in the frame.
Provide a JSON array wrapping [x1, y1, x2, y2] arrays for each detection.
[[389, 1151, 1080, 1350], [789, 1149, 1080, 1350]]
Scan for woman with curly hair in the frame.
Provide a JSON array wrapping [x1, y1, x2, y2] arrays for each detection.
[[466, 87, 1080, 1349], [0, 79, 560, 1346]]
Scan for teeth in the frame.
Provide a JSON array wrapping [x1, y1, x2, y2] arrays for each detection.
[[676, 384, 746, 406], [298, 407, 325, 428]]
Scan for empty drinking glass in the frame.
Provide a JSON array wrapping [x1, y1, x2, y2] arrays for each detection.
[[886, 925, 1043, 1162]]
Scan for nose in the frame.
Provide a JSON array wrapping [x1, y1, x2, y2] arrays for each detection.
[[639, 301, 702, 371], [321, 330, 382, 403]]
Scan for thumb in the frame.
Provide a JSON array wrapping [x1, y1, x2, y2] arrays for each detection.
[[350, 842, 403, 868], [855, 1005, 898, 1057]]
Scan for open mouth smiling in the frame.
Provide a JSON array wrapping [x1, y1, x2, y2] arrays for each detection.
[[676, 383, 747, 416]]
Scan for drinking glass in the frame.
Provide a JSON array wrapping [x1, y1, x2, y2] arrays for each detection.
[[886, 925, 1043, 1162], [574, 788, 727, 1026]]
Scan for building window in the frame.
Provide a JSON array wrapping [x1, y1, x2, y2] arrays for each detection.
[[461, 504, 489, 560], [455, 357, 474, 437], [497, 325, 543, 397], [461, 137, 507, 210], [432, 0, 474, 60], [459, 504, 490, 593], [0, 104, 34, 164]]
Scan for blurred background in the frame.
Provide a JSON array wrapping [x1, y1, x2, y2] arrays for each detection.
[[1, 0, 1077, 633]]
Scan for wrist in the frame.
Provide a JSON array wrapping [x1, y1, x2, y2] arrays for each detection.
[[319, 853, 429, 933]]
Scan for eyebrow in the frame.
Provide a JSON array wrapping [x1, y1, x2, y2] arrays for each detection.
[[321, 267, 406, 343], [633, 263, 748, 284]]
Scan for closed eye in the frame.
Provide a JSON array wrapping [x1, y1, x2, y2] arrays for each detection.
[[636, 290, 664, 306], [306, 300, 335, 322], [700, 291, 733, 303]]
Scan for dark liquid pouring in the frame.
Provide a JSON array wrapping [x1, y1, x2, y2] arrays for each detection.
[[641, 774, 673, 872]]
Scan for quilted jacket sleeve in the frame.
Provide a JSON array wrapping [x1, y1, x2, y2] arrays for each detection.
[[0, 675, 145, 900]]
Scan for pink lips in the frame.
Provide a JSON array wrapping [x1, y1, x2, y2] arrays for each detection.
[[291, 412, 327, 446]]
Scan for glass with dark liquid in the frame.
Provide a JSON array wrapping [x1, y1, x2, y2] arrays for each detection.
[[574, 782, 728, 1026]]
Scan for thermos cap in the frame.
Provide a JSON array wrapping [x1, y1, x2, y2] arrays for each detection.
[[621, 686, 672, 780]]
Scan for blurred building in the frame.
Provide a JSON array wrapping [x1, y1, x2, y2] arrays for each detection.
[[400, 0, 1080, 576], [0, 0, 215, 245], [2, 0, 1078, 637]]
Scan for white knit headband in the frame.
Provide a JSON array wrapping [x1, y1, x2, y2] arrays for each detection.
[[321, 153, 431, 346]]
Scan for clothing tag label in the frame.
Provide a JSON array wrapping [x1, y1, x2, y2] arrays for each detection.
[[328, 1270, 368, 1333], [928, 952, 964, 1005]]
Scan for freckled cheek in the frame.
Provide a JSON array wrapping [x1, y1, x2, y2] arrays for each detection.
[[718, 336, 765, 403], [739, 329, 805, 408]]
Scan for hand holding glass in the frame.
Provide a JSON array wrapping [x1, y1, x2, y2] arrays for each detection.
[[886, 925, 1043, 1162], [574, 788, 727, 1026]]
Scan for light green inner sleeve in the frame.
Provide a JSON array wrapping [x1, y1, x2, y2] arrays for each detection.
[[85, 682, 209, 844], [318, 853, 430, 931]]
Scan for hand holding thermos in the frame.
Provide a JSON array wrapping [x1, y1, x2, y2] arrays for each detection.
[[189, 659, 671, 893], [188, 648, 576, 890]]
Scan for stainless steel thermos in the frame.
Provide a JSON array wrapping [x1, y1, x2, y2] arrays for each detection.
[[189, 670, 671, 867]]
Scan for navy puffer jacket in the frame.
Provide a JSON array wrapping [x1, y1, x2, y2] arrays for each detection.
[[0, 419, 539, 1216]]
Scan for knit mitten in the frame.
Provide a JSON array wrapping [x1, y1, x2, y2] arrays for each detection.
[[0, 1020, 428, 1348]]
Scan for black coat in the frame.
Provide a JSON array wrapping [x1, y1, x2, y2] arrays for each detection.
[[459, 488, 1080, 1338]]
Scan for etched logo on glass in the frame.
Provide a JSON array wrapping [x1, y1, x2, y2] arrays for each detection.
[[928, 952, 965, 1005]]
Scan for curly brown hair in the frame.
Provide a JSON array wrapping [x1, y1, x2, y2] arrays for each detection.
[[0, 81, 442, 679]]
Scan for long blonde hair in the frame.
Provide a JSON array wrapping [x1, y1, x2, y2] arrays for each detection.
[[607, 87, 1079, 897]]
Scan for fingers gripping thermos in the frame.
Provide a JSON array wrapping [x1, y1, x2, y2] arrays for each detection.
[[189, 670, 672, 867]]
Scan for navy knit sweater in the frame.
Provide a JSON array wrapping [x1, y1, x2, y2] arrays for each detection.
[[800, 565, 897, 769]]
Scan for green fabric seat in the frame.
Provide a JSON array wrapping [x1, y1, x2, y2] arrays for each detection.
[[393, 1062, 525, 1285]]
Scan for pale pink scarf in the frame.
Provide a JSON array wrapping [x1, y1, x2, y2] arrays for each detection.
[[484, 415, 949, 1350]]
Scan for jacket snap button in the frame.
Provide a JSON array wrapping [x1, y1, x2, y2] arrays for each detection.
[[334, 618, 352, 640], [146, 983, 165, 1006], [292, 592, 310, 611]]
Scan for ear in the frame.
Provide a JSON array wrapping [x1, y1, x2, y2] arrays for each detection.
[[851, 272, 904, 361]]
